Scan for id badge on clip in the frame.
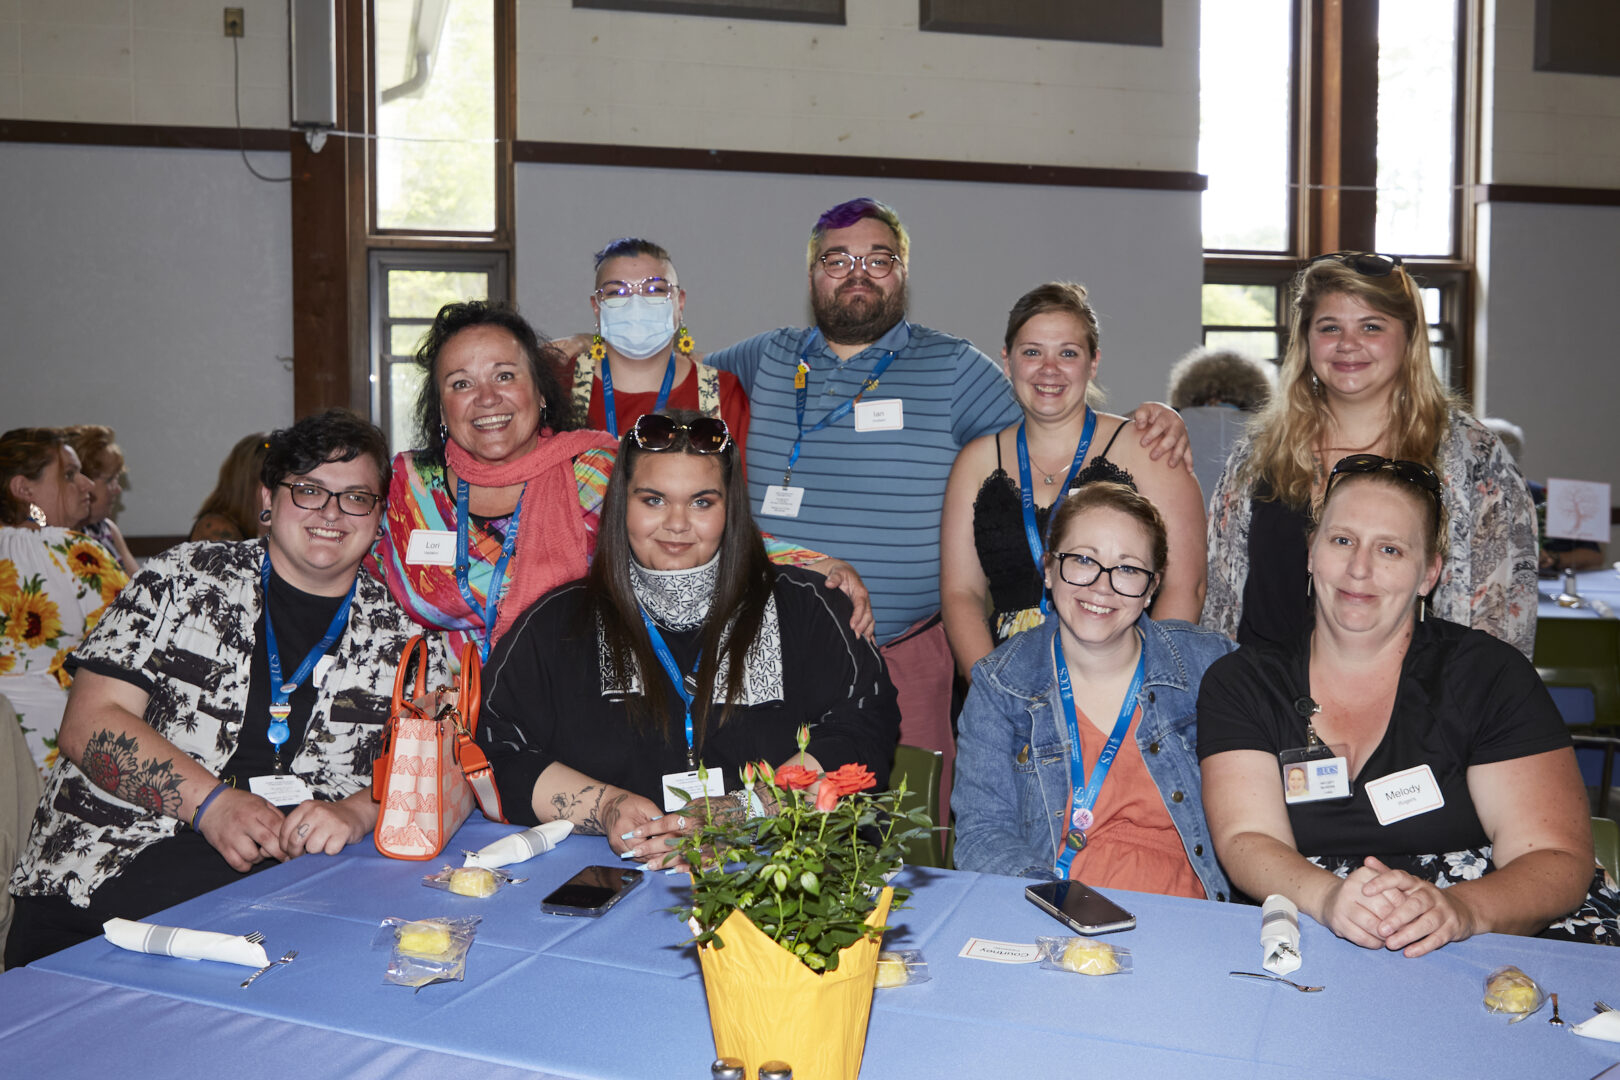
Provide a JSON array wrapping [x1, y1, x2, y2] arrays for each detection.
[[249, 773, 314, 807], [661, 767, 725, 812], [760, 485, 805, 518], [405, 529, 457, 566], [1279, 745, 1350, 803]]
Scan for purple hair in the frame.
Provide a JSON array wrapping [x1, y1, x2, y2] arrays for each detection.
[[807, 197, 910, 268]]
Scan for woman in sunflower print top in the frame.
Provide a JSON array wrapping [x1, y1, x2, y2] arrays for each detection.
[[0, 428, 128, 775]]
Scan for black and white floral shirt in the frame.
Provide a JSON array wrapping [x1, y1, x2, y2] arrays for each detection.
[[9, 540, 446, 908]]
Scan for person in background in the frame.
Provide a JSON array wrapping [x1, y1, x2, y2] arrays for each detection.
[[705, 197, 1190, 815], [478, 411, 898, 866], [0, 428, 127, 775], [189, 432, 271, 542], [941, 283, 1207, 681], [1166, 346, 1275, 503], [6, 410, 446, 968], [1203, 252, 1537, 658], [1481, 417, 1605, 576], [1199, 457, 1617, 953], [565, 238, 750, 451], [952, 481, 1232, 900], [63, 425, 140, 578]]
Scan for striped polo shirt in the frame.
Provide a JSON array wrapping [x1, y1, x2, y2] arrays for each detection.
[[709, 319, 1021, 643]]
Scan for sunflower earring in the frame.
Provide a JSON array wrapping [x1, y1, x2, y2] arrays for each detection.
[[589, 334, 607, 361], [675, 325, 695, 356]]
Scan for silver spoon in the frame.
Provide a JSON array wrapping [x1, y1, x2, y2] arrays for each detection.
[[1229, 970, 1325, 992]]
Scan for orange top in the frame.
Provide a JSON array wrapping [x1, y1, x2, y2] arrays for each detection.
[[1063, 703, 1206, 899]]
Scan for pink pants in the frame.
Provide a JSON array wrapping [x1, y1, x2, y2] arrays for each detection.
[[880, 616, 956, 825]]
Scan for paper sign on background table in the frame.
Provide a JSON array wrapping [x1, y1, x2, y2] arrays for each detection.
[[1545, 478, 1611, 543]]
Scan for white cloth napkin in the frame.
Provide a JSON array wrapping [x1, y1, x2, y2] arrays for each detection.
[[1261, 894, 1302, 975], [102, 918, 270, 968], [1571, 1011, 1620, 1043], [462, 821, 574, 870]]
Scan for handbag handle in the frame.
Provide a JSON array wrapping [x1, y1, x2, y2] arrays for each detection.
[[456, 640, 481, 736], [390, 634, 432, 718]]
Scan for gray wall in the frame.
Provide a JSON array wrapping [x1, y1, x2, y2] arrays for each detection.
[[0, 141, 294, 537], [513, 163, 1205, 417]]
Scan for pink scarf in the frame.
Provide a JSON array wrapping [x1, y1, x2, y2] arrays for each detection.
[[445, 428, 617, 641]]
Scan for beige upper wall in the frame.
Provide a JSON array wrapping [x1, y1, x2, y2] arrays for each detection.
[[1483, 0, 1620, 187], [516, 0, 1200, 171], [0, 0, 288, 127]]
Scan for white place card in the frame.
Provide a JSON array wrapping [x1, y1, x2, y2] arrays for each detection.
[[958, 938, 1042, 964], [1545, 479, 1612, 543]]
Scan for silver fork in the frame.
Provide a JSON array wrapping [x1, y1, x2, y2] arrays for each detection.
[[243, 931, 265, 945], [1597, 1000, 1614, 1013], [1228, 970, 1325, 992], [240, 949, 297, 988]]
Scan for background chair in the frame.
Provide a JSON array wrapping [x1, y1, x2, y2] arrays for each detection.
[[1533, 618, 1620, 818], [890, 744, 946, 869], [1594, 817, 1619, 882], [1, 694, 44, 970]]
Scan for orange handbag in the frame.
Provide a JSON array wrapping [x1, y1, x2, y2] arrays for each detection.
[[372, 636, 505, 860]]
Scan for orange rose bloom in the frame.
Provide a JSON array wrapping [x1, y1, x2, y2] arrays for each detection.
[[774, 764, 819, 791], [822, 763, 877, 797]]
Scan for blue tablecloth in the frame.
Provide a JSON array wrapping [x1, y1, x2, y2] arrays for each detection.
[[6, 819, 1619, 1078], [1539, 567, 1620, 621]]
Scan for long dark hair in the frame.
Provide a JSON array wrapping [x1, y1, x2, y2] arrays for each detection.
[[412, 300, 574, 467], [585, 410, 774, 741]]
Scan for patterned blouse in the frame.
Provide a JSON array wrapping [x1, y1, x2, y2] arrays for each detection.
[[1203, 408, 1539, 657], [0, 526, 128, 774], [9, 540, 445, 908]]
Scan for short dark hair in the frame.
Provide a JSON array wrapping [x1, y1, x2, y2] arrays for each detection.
[[0, 427, 67, 526], [412, 300, 573, 467], [593, 238, 673, 277], [261, 409, 391, 496], [1167, 347, 1274, 411], [586, 410, 773, 737]]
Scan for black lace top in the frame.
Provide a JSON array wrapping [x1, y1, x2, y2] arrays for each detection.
[[971, 422, 1135, 639]]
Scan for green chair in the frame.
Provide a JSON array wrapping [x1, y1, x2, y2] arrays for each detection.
[[1534, 618, 1620, 816], [1594, 817, 1619, 882], [890, 744, 945, 869]]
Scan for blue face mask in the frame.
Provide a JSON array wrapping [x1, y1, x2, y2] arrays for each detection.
[[599, 295, 676, 360]]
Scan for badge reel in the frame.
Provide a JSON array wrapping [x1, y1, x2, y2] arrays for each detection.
[[1278, 696, 1350, 804]]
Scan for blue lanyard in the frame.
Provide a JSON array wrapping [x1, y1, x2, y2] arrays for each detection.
[[639, 609, 701, 768], [454, 479, 526, 662], [600, 350, 677, 438], [1052, 629, 1145, 877], [1016, 410, 1096, 616], [260, 550, 355, 767], [781, 325, 906, 485]]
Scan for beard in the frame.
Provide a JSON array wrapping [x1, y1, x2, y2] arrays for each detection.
[[812, 276, 909, 346]]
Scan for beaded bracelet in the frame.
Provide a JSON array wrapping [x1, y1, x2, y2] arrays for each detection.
[[190, 781, 230, 831]]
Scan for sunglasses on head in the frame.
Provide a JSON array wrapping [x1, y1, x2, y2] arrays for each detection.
[[1308, 251, 1405, 277], [1326, 454, 1442, 500], [629, 414, 732, 455]]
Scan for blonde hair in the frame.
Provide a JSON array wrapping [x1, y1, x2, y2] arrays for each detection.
[[1242, 257, 1455, 508]]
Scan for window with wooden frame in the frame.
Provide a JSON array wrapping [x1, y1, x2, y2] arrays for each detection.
[[1199, 0, 1477, 396]]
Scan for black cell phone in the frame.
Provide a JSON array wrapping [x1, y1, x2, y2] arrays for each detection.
[[1025, 880, 1136, 935], [540, 865, 644, 917]]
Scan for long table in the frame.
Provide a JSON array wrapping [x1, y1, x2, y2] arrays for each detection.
[[1539, 567, 1620, 622], [4, 819, 1617, 1079]]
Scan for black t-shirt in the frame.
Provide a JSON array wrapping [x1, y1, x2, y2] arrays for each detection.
[[1196, 618, 1571, 859], [1236, 485, 1313, 649]]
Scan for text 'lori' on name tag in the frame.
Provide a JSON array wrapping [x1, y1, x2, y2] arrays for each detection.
[[1365, 763, 1444, 826], [854, 398, 904, 432], [405, 529, 457, 566]]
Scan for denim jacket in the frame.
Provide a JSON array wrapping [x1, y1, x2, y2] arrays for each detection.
[[951, 615, 1235, 901]]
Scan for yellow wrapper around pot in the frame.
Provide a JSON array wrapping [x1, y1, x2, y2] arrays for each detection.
[[697, 887, 893, 1080]]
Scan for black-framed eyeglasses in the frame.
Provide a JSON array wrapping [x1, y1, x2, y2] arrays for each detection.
[[630, 414, 732, 455], [1326, 454, 1442, 502], [1308, 251, 1405, 277], [1052, 552, 1157, 598], [593, 276, 677, 308], [816, 252, 902, 279], [279, 482, 382, 516]]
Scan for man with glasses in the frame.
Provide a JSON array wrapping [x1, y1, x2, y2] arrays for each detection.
[[706, 197, 1187, 812]]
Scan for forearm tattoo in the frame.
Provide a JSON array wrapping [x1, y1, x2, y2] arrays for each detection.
[[553, 784, 631, 837], [81, 729, 185, 818]]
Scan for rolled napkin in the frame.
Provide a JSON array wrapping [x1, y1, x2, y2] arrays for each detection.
[[1571, 1011, 1620, 1043], [1261, 894, 1302, 976], [462, 820, 574, 870], [103, 918, 270, 969]]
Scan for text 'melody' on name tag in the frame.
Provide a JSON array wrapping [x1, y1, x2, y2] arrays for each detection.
[[1365, 763, 1444, 826], [405, 529, 457, 566]]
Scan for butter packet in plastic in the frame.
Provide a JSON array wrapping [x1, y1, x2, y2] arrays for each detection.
[[376, 916, 481, 989], [874, 949, 930, 988], [1483, 965, 1545, 1019], [1037, 936, 1133, 976], [422, 865, 522, 898]]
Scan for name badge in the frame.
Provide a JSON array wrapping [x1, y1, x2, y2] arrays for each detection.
[[1365, 764, 1444, 826], [405, 529, 457, 566], [1282, 755, 1351, 803], [854, 398, 903, 432], [759, 485, 805, 518], [661, 767, 725, 812], [249, 773, 315, 807]]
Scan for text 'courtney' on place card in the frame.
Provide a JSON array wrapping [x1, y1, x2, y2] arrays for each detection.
[[1545, 479, 1612, 543], [959, 938, 1042, 964]]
